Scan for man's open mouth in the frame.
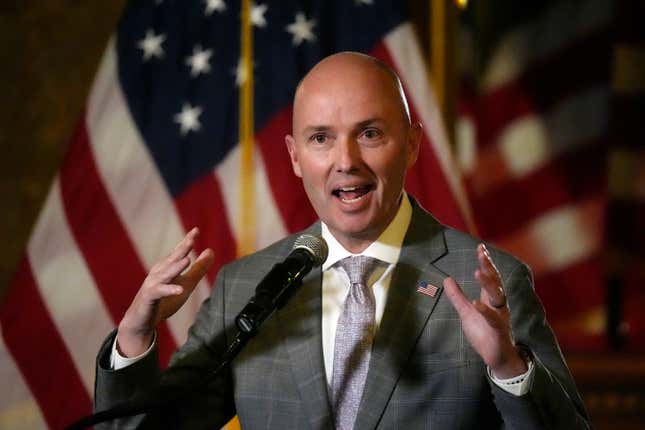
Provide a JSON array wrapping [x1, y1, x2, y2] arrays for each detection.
[[332, 185, 374, 203]]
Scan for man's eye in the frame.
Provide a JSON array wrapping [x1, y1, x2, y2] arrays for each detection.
[[310, 134, 328, 144], [361, 128, 382, 140]]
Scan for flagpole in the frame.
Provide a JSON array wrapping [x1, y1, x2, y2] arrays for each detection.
[[238, 0, 256, 257], [430, 0, 458, 144]]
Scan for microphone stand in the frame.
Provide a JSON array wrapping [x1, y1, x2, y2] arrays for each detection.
[[66, 270, 305, 430]]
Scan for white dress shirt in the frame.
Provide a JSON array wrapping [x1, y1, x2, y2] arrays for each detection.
[[113, 194, 533, 395]]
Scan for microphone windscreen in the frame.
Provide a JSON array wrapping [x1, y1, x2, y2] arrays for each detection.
[[293, 234, 328, 267]]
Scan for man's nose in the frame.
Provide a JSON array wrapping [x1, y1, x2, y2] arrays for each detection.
[[335, 138, 361, 173]]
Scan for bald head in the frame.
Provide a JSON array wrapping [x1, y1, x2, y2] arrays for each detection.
[[285, 51, 422, 252], [293, 52, 411, 128]]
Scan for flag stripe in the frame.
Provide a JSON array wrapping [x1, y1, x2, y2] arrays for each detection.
[[175, 172, 237, 282], [214, 145, 289, 250], [476, 29, 611, 149], [87, 39, 187, 272], [533, 255, 605, 321], [255, 107, 318, 234], [86, 39, 210, 350], [0, 258, 92, 429], [27, 179, 113, 393], [384, 24, 474, 231], [469, 141, 606, 240], [59, 121, 177, 365], [496, 194, 605, 276], [482, 0, 611, 91], [0, 335, 47, 430]]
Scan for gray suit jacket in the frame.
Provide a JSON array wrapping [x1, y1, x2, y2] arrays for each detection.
[[94, 200, 591, 429]]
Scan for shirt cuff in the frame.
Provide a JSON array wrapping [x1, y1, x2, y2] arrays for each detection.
[[110, 332, 156, 370], [488, 357, 534, 396]]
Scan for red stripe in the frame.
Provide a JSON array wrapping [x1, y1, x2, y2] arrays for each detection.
[[255, 107, 318, 233], [467, 140, 607, 240], [175, 173, 237, 284], [59, 120, 176, 366], [532, 253, 605, 322], [0, 257, 91, 429], [475, 28, 611, 148], [372, 43, 469, 231]]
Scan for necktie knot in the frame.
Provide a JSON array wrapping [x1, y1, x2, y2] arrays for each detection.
[[337, 255, 382, 286]]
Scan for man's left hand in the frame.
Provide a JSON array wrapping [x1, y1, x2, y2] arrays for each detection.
[[443, 243, 528, 379]]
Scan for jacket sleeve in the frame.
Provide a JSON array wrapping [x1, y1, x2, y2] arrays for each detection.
[[93, 265, 236, 430], [488, 261, 592, 430]]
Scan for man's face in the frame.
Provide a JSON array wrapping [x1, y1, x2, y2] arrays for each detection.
[[285, 56, 420, 252]]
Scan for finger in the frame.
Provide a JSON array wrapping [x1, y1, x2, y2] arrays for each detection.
[[159, 250, 213, 320], [156, 256, 191, 282], [168, 227, 200, 262], [141, 283, 184, 304], [176, 248, 215, 289], [442, 277, 474, 319], [476, 244, 505, 306], [477, 244, 503, 287], [472, 299, 506, 328]]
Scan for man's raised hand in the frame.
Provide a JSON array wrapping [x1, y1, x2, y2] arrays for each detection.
[[117, 227, 214, 358], [442, 243, 527, 379]]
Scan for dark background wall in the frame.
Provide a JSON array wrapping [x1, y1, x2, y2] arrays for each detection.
[[0, 1, 126, 301]]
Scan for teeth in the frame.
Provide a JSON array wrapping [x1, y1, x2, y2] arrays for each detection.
[[341, 194, 367, 203], [339, 186, 360, 191]]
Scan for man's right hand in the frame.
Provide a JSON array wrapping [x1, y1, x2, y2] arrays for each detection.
[[116, 227, 215, 357]]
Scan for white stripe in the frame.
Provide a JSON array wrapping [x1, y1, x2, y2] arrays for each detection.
[[86, 38, 209, 347], [456, 116, 477, 173], [483, 0, 611, 90], [499, 87, 608, 177], [497, 196, 604, 275], [26, 180, 114, 394], [215, 144, 288, 250], [0, 334, 47, 430], [385, 23, 475, 232]]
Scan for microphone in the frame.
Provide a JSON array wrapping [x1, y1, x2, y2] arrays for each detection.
[[235, 234, 328, 334]]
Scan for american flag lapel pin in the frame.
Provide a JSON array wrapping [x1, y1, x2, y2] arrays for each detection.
[[416, 280, 439, 297]]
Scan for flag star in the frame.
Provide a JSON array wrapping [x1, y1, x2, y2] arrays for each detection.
[[234, 58, 252, 86], [355, 0, 373, 5], [204, 0, 226, 16], [285, 12, 316, 46], [185, 45, 213, 77], [138, 29, 166, 61], [174, 103, 203, 135], [250, 3, 268, 28]]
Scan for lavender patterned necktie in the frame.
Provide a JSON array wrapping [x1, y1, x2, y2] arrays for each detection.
[[331, 256, 382, 430]]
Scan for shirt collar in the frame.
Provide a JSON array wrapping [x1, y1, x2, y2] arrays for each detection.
[[322, 193, 412, 270]]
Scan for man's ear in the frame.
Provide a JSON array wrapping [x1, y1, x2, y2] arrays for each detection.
[[406, 121, 423, 168], [285, 134, 302, 177]]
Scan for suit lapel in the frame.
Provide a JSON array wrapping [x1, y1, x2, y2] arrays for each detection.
[[277, 224, 334, 430], [354, 203, 449, 430]]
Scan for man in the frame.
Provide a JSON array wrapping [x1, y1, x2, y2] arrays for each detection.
[[95, 52, 591, 429]]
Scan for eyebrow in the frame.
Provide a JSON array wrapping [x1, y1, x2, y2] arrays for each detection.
[[355, 118, 385, 129], [300, 118, 385, 137]]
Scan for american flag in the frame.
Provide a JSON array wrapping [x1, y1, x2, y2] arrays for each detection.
[[416, 280, 439, 298], [0, 0, 470, 428], [456, 0, 615, 351]]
